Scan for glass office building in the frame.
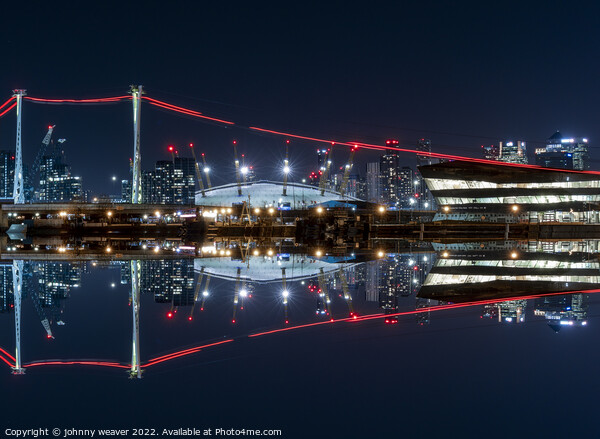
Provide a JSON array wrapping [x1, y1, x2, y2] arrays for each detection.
[[420, 160, 600, 223]]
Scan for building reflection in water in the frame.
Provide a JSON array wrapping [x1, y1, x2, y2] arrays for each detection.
[[0, 239, 598, 377]]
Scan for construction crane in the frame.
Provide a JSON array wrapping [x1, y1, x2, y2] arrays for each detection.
[[29, 285, 54, 339], [319, 147, 333, 196], [282, 140, 290, 196], [188, 143, 206, 197], [201, 153, 212, 188], [317, 268, 333, 319], [281, 268, 289, 324], [339, 267, 356, 318], [233, 141, 242, 196], [27, 126, 55, 200], [339, 145, 358, 198], [188, 268, 205, 321]]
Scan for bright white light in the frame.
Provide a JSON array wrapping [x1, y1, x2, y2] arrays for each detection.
[[408, 259, 415, 265], [142, 244, 147, 250], [153, 247, 160, 253], [202, 291, 209, 297], [241, 166, 249, 175], [111, 283, 116, 288], [282, 290, 289, 298], [423, 256, 428, 261], [240, 289, 248, 298], [283, 165, 290, 174], [204, 167, 210, 173], [424, 202, 429, 208], [409, 198, 416, 205], [112, 176, 117, 181], [143, 214, 148, 220], [154, 210, 161, 217]]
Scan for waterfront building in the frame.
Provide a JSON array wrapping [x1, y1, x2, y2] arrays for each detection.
[[420, 160, 600, 223]]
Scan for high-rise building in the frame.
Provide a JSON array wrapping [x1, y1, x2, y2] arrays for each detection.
[[0, 151, 14, 199], [499, 140, 528, 164], [535, 151, 573, 169], [416, 138, 432, 167], [365, 162, 380, 203], [140, 260, 195, 306], [174, 157, 196, 203], [534, 131, 589, 170], [482, 144, 499, 161], [534, 293, 588, 331], [398, 166, 415, 208], [380, 150, 400, 205], [0, 264, 13, 313], [37, 156, 83, 202], [142, 160, 195, 204], [121, 179, 131, 203]]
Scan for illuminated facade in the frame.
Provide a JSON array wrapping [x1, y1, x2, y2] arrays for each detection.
[[499, 140, 527, 164], [420, 160, 600, 222], [534, 131, 589, 171], [418, 251, 600, 303]]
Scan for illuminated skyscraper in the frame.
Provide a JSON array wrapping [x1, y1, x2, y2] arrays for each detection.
[[0, 151, 15, 199], [534, 131, 589, 170], [499, 140, 528, 164], [366, 162, 381, 203]]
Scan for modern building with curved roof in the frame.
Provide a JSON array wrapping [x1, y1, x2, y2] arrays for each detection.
[[195, 180, 361, 208]]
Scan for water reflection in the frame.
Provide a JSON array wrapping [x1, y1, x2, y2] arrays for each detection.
[[0, 239, 597, 377]]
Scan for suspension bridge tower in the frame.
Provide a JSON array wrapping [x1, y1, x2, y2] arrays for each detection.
[[130, 85, 143, 204], [12, 90, 26, 205]]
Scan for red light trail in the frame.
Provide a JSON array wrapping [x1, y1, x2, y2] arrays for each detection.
[[0, 354, 14, 368], [0, 103, 16, 118], [16, 92, 600, 175], [141, 339, 234, 368], [23, 96, 131, 104], [0, 346, 16, 362], [143, 97, 235, 125], [25, 361, 129, 369], [0, 97, 15, 111]]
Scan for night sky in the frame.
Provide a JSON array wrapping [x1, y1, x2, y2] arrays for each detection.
[[2, 2, 600, 193], [2, 3, 600, 436]]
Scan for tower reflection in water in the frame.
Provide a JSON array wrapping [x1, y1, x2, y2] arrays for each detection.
[[0, 239, 597, 377]]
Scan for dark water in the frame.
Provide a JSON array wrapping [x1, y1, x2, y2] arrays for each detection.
[[1, 242, 599, 438]]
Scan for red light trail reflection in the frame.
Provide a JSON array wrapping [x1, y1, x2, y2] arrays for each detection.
[[0, 288, 596, 373]]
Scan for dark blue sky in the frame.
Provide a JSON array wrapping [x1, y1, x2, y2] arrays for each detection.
[[1, 1, 600, 193]]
